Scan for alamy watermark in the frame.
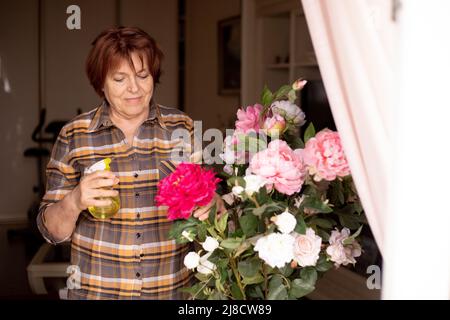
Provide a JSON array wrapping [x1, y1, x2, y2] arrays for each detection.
[[366, 264, 382, 290], [66, 5, 81, 30]]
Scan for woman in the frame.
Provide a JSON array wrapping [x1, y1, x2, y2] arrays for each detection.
[[37, 26, 225, 300]]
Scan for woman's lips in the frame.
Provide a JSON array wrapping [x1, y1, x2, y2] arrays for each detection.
[[125, 97, 142, 104]]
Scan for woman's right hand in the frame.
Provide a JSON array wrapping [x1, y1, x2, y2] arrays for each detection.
[[70, 170, 120, 211]]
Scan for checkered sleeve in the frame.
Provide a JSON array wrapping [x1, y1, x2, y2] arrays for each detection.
[[36, 126, 80, 245]]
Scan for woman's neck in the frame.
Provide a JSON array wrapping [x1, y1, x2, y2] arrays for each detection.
[[109, 106, 149, 130]]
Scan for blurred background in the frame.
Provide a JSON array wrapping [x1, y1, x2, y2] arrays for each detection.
[[0, 0, 380, 299]]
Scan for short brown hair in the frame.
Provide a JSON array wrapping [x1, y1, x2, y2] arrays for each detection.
[[86, 26, 164, 97]]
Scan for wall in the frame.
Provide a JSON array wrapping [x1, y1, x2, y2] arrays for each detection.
[[0, 0, 178, 222], [185, 0, 241, 131], [120, 0, 178, 108], [44, 0, 178, 121], [0, 1, 39, 222]]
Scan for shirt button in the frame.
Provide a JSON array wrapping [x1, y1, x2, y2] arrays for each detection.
[[136, 272, 141, 278], [135, 192, 140, 197], [140, 253, 144, 258], [136, 233, 141, 239], [137, 213, 141, 219], [134, 173, 139, 178]]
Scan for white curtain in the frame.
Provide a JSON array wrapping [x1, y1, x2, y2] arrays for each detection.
[[301, 0, 450, 299], [300, 0, 394, 255]]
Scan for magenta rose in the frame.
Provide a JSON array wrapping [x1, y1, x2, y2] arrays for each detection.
[[249, 139, 306, 195], [302, 129, 350, 181], [156, 163, 221, 220]]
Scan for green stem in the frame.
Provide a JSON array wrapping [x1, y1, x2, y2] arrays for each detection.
[[251, 195, 260, 208], [263, 264, 268, 299], [192, 276, 212, 300], [229, 256, 246, 300]]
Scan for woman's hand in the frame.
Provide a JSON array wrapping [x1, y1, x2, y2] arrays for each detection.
[[70, 170, 120, 211], [193, 193, 226, 221]]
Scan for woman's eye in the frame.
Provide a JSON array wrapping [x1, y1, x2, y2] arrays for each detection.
[[114, 78, 125, 82], [138, 74, 149, 79]]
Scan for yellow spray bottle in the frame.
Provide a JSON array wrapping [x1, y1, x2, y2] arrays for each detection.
[[85, 158, 120, 219]]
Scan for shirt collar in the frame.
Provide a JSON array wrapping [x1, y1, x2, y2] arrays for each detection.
[[88, 99, 167, 132]]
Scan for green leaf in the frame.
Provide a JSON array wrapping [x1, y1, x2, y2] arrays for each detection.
[[208, 289, 227, 300], [197, 224, 207, 242], [261, 86, 274, 107], [234, 240, 251, 258], [168, 218, 200, 243], [284, 134, 304, 149], [300, 267, 318, 286], [230, 282, 244, 300], [207, 226, 220, 239], [195, 272, 210, 282], [238, 258, 261, 278], [288, 89, 297, 103], [304, 122, 316, 143], [239, 214, 258, 237], [294, 215, 307, 235], [220, 237, 243, 250], [316, 228, 330, 242], [337, 214, 361, 230], [268, 274, 288, 300], [274, 85, 292, 100], [178, 283, 207, 299], [242, 272, 265, 285], [343, 225, 363, 245], [302, 196, 333, 213], [254, 186, 269, 205], [278, 265, 294, 277], [215, 212, 229, 234], [316, 254, 333, 272], [290, 278, 315, 298], [208, 204, 217, 225], [247, 285, 265, 299], [227, 176, 246, 188], [309, 218, 336, 230], [252, 202, 284, 217]]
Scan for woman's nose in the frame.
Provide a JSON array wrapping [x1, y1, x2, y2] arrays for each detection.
[[127, 77, 139, 93]]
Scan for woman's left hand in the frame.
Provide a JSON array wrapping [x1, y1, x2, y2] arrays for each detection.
[[193, 193, 226, 221]]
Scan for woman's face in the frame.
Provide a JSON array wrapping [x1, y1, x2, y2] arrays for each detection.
[[103, 51, 154, 120]]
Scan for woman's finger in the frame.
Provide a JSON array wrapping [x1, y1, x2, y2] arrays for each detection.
[[92, 189, 119, 198], [90, 178, 118, 189], [87, 198, 112, 207]]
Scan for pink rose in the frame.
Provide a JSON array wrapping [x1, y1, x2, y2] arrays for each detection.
[[292, 228, 322, 267], [249, 140, 306, 195], [326, 228, 362, 266], [302, 129, 350, 181], [263, 113, 286, 138], [235, 104, 264, 133]]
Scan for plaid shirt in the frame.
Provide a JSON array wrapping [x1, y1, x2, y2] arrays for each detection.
[[37, 100, 198, 299]]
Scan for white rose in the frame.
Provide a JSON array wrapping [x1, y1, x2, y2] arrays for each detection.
[[223, 165, 234, 175], [183, 252, 200, 269], [202, 236, 219, 252], [292, 228, 322, 267], [181, 230, 194, 242], [271, 100, 306, 126], [326, 228, 362, 266], [232, 186, 244, 197], [254, 232, 295, 268], [243, 174, 267, 196], [197, 252, 217, 275], [220, 148, 236, 165], [272, 209, 297, 234]]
